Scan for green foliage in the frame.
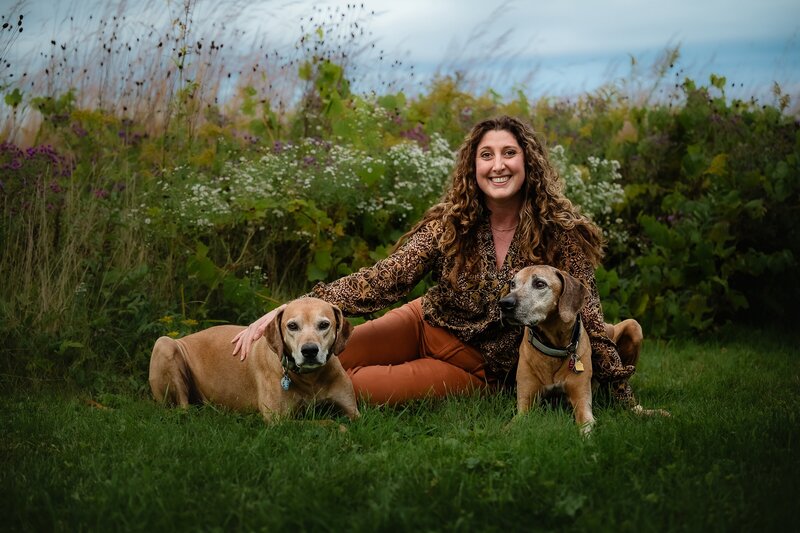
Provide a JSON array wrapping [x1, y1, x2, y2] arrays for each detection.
[[1, 41, 798, 384], [598, 77, 800, 333], [550, 145, 629, 253], [4, 87, 22, 107], [130, 132, 454, 293]]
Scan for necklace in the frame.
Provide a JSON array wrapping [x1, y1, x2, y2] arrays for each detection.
[[491, 224, 518, 232]]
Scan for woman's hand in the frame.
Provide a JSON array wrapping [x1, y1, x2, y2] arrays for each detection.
[[231, 304, 287, 361]]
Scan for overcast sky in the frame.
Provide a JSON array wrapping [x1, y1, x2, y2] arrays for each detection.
[[6, 0, 800, 102]]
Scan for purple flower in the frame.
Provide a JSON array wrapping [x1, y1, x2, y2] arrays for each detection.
[[71, 123, 88, 137], [400, 124, 429, 149]]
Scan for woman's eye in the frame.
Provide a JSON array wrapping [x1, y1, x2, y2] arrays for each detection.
[[480, 152, 492, 159], [504, 150, 517, 157]]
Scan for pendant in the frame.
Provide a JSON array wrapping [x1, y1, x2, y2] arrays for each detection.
[[281, 373, 291, 390], [570, 353, 585, 374]]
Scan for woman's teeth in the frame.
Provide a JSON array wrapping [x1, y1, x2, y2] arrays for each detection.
[[490, 176, 510, 184]]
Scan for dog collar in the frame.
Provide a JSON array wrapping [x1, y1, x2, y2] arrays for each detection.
[[278, 354, 307, 391], [527, 315, 582, 359]]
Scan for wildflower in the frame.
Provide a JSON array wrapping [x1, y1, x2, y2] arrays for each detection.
[[71, 123, 88, 137]]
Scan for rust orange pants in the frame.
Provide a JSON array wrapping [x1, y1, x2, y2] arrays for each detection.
[[337, 298, 492, 405]]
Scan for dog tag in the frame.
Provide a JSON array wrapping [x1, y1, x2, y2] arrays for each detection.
[[281, 373, 291, 391], [569, 353, 585, 374]]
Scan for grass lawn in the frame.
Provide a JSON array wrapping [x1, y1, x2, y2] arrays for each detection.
[[2, 326, 798, 532]]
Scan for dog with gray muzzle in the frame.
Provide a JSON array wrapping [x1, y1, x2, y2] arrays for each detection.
[[149, 297, 359, 422], [499, 265, 644, 434]]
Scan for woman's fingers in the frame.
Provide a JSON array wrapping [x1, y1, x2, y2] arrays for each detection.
[[231, 304, 285, 361], [231, 327, 252, 360]]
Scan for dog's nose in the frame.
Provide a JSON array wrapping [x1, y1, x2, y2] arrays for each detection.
[[498, 295, 516, 312], [300, 343, 319, 358]]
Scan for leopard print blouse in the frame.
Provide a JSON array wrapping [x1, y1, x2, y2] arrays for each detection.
[[309, 218, 636, 397]]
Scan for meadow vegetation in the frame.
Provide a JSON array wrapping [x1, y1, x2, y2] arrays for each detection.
[[1, 1, 798, 530], [2, 1, 797, 388], [2, 329, 798, 531]]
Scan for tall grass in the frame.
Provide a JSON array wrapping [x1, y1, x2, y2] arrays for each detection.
[[0, 0, 394, 380], [1, 0, 404, 146], [2, 328, 797, 531]]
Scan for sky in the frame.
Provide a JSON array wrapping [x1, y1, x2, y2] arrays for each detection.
[[4, 0, 800, 104], [337, 0, 800, 100]]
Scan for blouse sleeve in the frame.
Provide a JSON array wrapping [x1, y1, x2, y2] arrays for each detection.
[[308, 220, 441, 315], [556, 230, 636, 383]]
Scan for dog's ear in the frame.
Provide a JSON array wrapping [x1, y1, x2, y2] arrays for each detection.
[[264, 308, 285, 356], [556, 269, 589, 323], [331, 305, 352, 355]]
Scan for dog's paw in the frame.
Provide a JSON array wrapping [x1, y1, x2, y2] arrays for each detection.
[[501, 413, 527, 432], [579, 421, 594, 437], [632, 404, 671, 417]]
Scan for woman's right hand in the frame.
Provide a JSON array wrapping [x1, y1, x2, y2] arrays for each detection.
[[231, 304, 286, 361]]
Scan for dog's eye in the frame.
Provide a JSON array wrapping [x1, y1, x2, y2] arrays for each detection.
[[318, 320, 330, 330], [533, 279, 547, 290], [286, 322, 300, 332], [509, 280, 516, 290]]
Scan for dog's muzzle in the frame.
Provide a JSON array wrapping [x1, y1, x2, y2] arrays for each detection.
[[297, 343, 326, 369], [498, 294, 522, 324]]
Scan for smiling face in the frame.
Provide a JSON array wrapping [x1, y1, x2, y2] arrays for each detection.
[[474, 129, 526, 208]]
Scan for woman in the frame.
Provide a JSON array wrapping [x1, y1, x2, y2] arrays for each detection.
[[232, 115, 638, 407]]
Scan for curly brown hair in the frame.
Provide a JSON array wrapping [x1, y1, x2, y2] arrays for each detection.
[[399, 115, 605, 284]]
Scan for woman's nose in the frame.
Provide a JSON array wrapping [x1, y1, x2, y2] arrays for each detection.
[[492, 156, 505, 172]]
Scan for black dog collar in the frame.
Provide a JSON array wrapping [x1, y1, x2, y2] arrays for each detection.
[[526, 315, 582, 359]]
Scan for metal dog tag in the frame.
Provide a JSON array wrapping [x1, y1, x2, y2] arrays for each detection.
[[281, 373, 291, 390], [569, 353, 585, 373]]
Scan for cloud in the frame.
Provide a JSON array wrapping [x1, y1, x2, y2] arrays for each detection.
[[363, 0, 800, 61]]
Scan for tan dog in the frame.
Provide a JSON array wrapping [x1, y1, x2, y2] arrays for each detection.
[[149, 297, 359, 422], [499, 265, 643, 434]]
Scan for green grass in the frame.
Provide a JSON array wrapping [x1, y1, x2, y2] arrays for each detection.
[[2, 328, 798, 532]]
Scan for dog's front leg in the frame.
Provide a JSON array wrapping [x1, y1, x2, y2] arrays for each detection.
[[517, 349, 543, 416], [257, 389, 294, 424], [515, 368, 543, 417], [516, 386, 535, 415], [331, 396, 360, 421], [565, 381, 595, 435], [258, 403, 278, 424], [325, 381, 360, 421]]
